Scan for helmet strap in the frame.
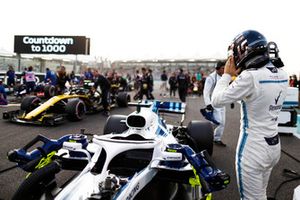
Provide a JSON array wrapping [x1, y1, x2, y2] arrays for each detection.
[[267, 42, 284, 68], [244, 54, 270, 70], [271, 58, 284, 68]]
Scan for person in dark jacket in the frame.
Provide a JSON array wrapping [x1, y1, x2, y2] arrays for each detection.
[[147, 68, 155, 100], [6, 65, 15, 90], [177, 68, 189, 102], [56, 66, 71, 94], [160, 70, 168, 97], [93, 72, 111, 116], [138, 68, 151, 100], [168, 72, 177, 97]]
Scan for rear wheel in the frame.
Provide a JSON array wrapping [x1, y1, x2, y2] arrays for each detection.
[[187, 121, 214, 155], [65, 99, 86, 121], [44, 85, 56, 99], [116, 92, 130, 107], [20, 96, 41, 113], [103, 115, 128, 135]]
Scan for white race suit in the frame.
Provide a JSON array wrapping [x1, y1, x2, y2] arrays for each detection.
[[211, 63, 288, 200], [203, 71, 225, 141]]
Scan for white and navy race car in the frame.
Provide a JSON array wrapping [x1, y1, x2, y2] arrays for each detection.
[[8, 100, 230, 200]]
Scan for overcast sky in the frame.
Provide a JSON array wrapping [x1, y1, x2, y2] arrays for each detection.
[[0, 0, 299, 74]]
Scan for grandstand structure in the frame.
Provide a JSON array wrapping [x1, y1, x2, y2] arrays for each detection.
[[0, 53, 100, 73], [0, 52, 223, 77], [111, 59, 223, 78]]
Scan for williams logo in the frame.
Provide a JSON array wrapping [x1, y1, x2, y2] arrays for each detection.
[[269, 91, 282, 111], [126, 183, 140, 200], [275, 91, 282, 105]]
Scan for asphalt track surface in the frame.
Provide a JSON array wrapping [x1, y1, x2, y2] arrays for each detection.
[[0, 91, 299, 200]]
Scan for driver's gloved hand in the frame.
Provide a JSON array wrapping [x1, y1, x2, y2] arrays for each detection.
[[206, 104, 213, 111]]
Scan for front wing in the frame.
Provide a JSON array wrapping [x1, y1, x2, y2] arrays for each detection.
[[3, 110, 65, 125]]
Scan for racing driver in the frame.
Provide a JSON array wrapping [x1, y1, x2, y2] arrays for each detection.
[[211, 30, 288, 199]]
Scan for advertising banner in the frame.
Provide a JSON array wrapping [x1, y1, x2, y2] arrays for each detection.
[[14, 35, 90, 55]]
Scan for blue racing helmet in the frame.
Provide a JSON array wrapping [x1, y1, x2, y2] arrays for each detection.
[[228, 30, 268, 70]]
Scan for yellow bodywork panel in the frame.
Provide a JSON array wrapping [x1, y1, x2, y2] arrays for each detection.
[[24, 94, 87, 120]]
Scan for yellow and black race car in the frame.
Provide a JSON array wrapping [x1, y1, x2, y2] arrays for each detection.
[[3, 86, 130, 125]]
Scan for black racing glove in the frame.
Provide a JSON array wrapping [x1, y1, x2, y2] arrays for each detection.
[[206, 104, 213, 111]]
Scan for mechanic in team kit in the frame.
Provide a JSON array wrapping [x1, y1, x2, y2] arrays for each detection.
[[0, 79, 7, 105], [137, 67, 151, 100], [84, 68, 94, 80], [44, 68, 57, 86], [56, 66, 72, 94], [203, 61, 226, 146], [211, 30, 288, 200], [93, 71, 111, 116], [5, 65, 15, 90]]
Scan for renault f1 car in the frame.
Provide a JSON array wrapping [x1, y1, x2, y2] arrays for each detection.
[[3, 85, 130, 125], [7, 100, 230, 200]]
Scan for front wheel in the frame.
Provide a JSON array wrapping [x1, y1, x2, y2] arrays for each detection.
[[103, 115, 128, 135], [20, 96, 41, 113], [12, 162, 61, 200], [187, 121, 214, 155], [65, 99, 86, 121]]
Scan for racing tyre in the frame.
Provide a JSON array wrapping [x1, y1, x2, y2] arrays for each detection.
[[103, 114, 128, 135], [44, 85, 56, 99], [116, 92, 130, 107], [20, 96, 41, 113], [12, 162, 61, 200], [65, 99, 86, 121], [187, 121, 214, 155]]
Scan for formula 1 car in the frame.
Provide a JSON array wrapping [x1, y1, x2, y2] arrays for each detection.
[[3, 85, 130, 125], [7, 100, 230, 200]]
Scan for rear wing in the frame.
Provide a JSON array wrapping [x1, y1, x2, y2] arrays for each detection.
[[128, 100, 186, 124], [128, 100, 185, 114], [152, 101, 186, 114]]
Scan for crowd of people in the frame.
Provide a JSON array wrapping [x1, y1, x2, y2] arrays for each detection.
[[3, 63, 297, 107], [159, 68, 205, 101], [1, 63, 209, 111], [130, 67, 206, 103]]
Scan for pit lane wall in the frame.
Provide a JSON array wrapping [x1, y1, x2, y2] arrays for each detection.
[[278, 87, 300, 139], [297, 114, 300, 139], [0, 71, 45, 84]]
